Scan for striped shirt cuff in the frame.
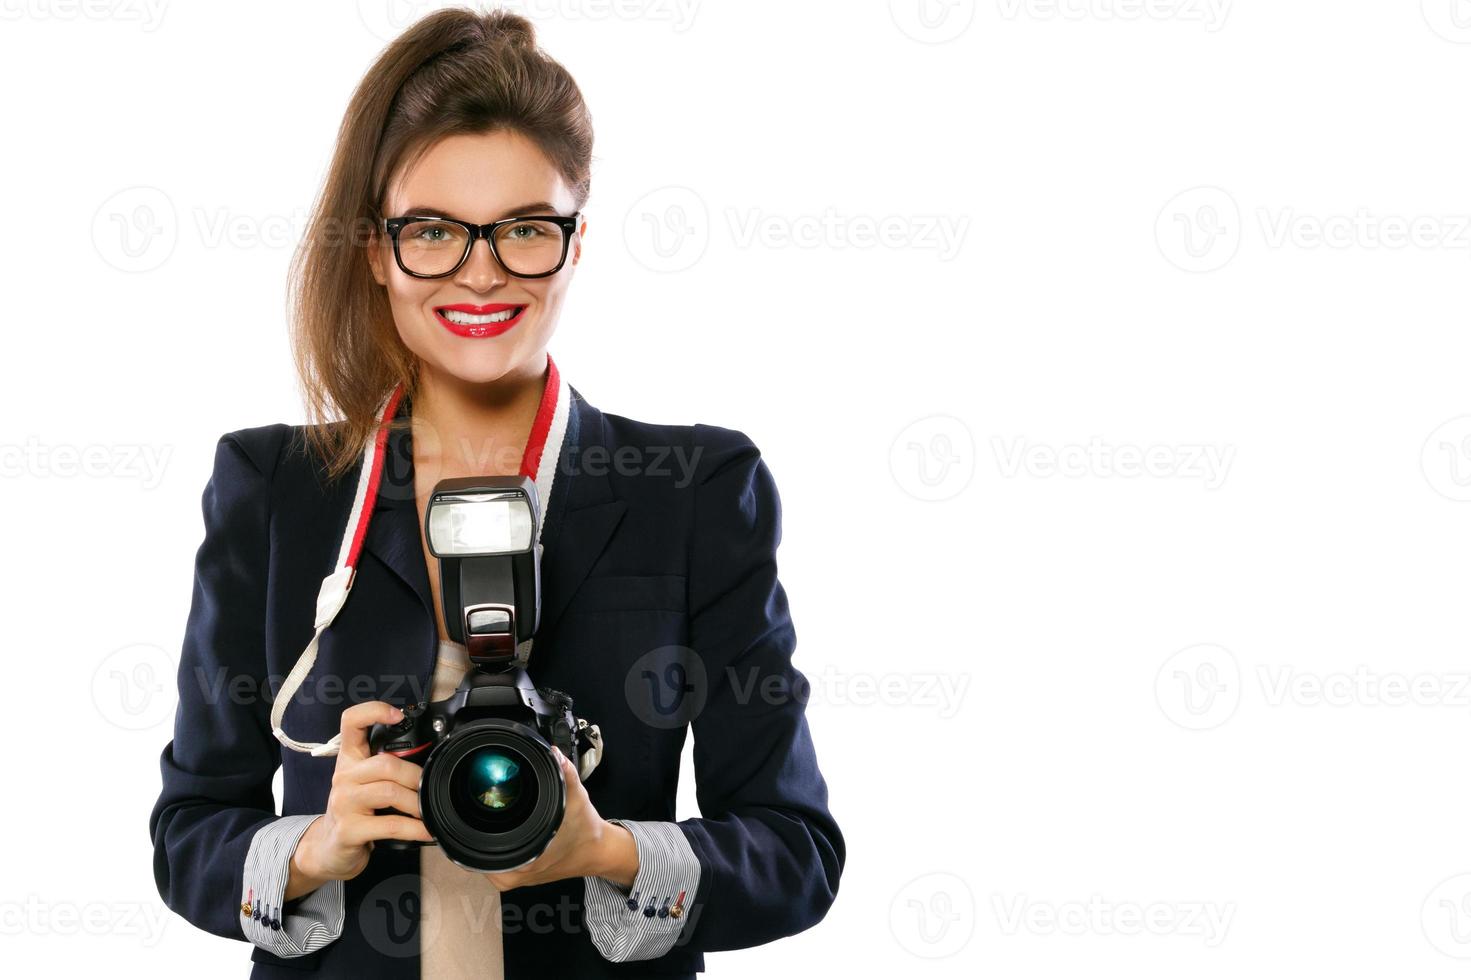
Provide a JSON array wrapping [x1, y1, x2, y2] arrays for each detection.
[[240, 813, 345, 957], [583, 818, 701, 962]]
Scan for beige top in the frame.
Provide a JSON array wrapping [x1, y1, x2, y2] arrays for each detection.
[[418, 638, 504, 979]]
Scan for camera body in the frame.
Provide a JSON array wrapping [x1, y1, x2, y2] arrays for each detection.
[[367, 664, 597, 872], [359, 473, 602, 872]]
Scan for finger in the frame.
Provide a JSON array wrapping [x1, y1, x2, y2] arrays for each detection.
[[337, 701, 404, 762], [340, 814, 434, 847], [553, 747, 585, 799], [344, 779, 422, 819], [345, 751, 426, 791]]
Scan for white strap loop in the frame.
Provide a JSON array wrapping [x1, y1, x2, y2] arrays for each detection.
[[270, 624, 343, 756], [313, 566, 355, 631], [578, 724, 604, 781]]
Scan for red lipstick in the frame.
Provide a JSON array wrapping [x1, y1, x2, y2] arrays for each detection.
[[433, 302, 527, 339]]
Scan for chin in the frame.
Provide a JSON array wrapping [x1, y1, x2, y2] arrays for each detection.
[[427, 346, 528, 385]]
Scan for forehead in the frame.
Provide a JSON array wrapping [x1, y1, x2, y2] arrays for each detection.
[[385, 130, 574, 220]]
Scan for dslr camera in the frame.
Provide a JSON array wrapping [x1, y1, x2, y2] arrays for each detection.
[[367, 475, 602, 872]]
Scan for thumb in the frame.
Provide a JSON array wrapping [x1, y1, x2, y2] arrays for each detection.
[[552, 744, 576, 779]]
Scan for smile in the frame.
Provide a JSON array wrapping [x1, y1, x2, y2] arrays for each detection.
[[434, 304, 527, 338]]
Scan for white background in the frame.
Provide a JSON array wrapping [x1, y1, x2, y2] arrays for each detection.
[[3, 1, 1470, 976]]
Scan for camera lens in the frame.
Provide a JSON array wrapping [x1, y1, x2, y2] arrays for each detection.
[[420, 719, 567, 871], [449, 744, 534, 833], [466, 749, 522, 809]]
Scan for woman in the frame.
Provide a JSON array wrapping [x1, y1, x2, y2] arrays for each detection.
[[147, 8, 843, 979]]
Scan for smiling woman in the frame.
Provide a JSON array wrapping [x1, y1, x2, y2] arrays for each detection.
[[286, 7, 594, 487], [365, 130, 586, 389], [147, 7, 844, 980]]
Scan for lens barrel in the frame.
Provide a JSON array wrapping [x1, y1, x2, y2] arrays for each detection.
[[418, 717, 567, 872]]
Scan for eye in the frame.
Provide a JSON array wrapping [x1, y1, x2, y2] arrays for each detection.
[[504, 222, 543, 240]]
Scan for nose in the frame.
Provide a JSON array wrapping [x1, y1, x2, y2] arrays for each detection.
[[454, 232, 509, 290]]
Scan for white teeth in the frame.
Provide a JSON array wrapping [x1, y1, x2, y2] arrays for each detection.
[[441, 307, 521, 325]]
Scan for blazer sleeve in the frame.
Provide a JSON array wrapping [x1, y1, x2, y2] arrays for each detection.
[[670, 427, 846, 952], [148, 429, 291, 942]]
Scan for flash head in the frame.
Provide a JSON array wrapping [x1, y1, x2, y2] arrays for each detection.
[[427, 480, 537, 557], [426, 476, 541, 667]]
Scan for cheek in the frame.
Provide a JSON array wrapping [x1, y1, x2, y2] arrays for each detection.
[[385, 277, 439, 316], [528, 276, 569, 311]]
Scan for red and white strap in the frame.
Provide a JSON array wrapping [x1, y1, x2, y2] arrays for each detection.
[[271, 356, 573, 757]]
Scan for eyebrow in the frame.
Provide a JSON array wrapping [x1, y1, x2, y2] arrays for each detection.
[[398, 201, 561, 220]]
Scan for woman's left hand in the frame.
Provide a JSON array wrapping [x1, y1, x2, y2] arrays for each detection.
[[481, 745, 621, 892]]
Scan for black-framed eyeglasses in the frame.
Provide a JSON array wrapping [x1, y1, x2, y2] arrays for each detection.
[[382, 211, 582, 279]]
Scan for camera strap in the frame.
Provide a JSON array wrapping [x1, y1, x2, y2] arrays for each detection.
[[269, 355, 598, 769]]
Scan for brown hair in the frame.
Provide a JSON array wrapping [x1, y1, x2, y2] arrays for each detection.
[[286, 5, 594, 483]]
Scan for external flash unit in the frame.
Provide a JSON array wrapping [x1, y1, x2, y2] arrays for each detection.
[[425, 475, 541, 667], [368, 472, 605, 870]]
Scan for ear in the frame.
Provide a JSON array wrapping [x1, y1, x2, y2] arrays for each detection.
[[572, 217, 587, 265], [366, 229, 387, 286]]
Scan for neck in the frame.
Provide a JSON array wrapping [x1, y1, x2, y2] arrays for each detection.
[[410, 351, 550, 478]]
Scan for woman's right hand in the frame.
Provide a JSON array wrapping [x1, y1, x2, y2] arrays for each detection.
[[292, 701, 435, 887]]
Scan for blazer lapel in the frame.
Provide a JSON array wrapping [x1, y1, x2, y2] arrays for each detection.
[[358, 382, 627, 685]]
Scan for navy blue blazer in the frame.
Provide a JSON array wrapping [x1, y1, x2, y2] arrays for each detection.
[[148, 384, 845, 978]]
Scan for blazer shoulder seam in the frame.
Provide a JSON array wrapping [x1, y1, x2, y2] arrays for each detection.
[[220, 422, 291, 485]]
